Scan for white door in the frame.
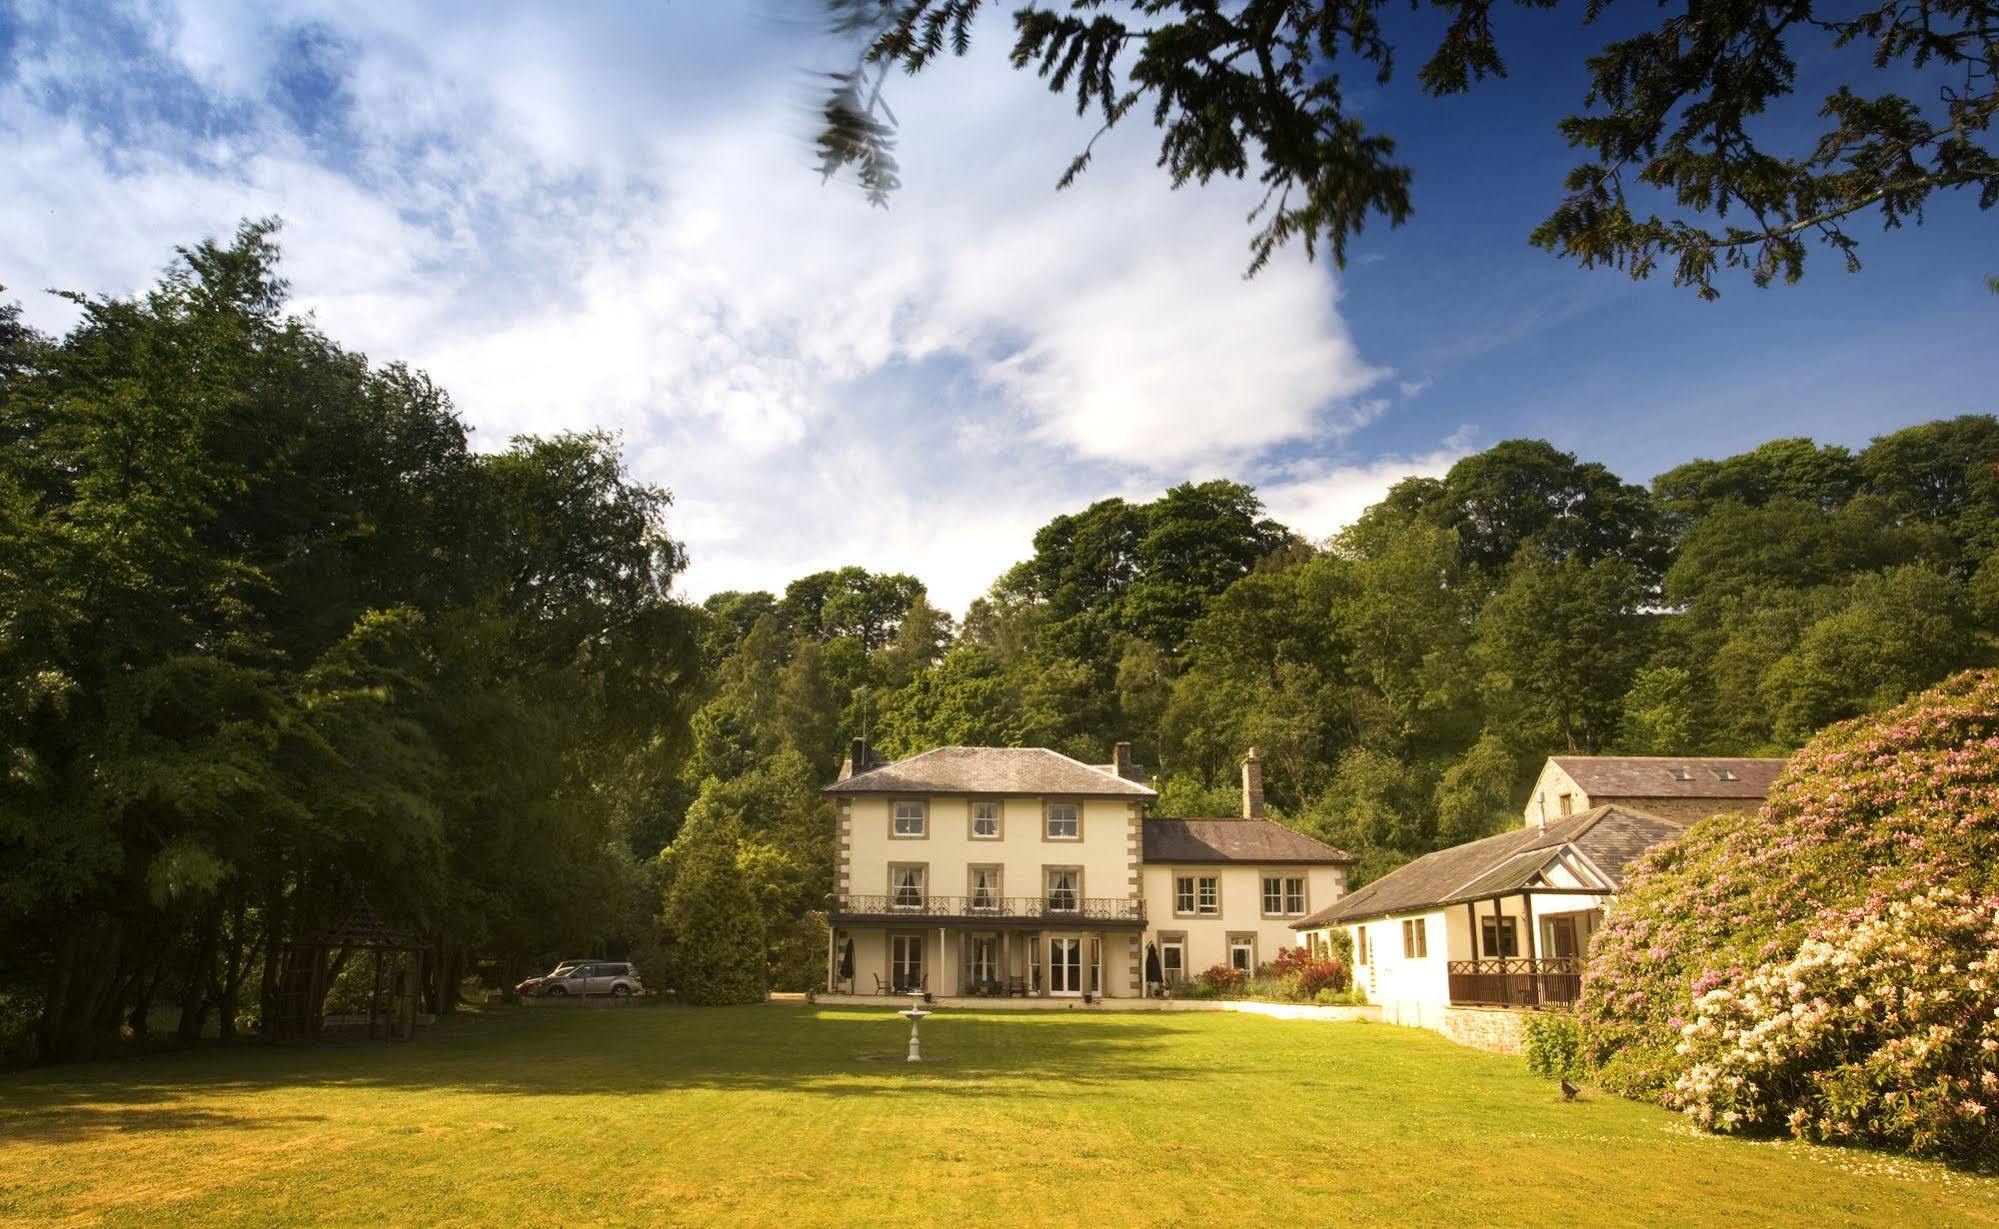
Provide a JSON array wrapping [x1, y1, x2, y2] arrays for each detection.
[[1049, 938, 1082, 995], [1229, 937, 1254, 973]]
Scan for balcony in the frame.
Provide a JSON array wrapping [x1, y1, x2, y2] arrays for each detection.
[[828, 894, 1146, 928], [1446, 957, 1584, 1008]]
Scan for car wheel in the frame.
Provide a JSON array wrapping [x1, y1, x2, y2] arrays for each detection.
[[612, 984, 632, 998], [545, 985, 567, 997]]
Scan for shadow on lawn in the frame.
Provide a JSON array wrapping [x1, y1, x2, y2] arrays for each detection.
[[0, 1006, 1215, 1129]]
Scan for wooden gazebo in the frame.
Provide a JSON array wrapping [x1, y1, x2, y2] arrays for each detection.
[[272, 899, 428, 1044]]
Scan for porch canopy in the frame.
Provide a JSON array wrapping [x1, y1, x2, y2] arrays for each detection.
[[1295, 805, 1686, 1007]]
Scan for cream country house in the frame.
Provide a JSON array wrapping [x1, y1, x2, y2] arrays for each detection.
[[1292, 756, 1786, 1030], [822, 741, 1351, 999]]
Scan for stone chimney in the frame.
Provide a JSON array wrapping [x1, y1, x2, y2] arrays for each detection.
[[1241, 748, 1264, 819], [838, 736, 873, 782], [1112, 741, 1134, 780]]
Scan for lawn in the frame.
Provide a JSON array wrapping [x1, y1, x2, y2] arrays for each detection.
[[1, 1005, 1993, 1228]]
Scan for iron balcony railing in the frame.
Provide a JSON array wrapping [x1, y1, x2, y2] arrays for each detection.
[[829, 894, 1146, 923], [1446, 957, 1584, 1008]]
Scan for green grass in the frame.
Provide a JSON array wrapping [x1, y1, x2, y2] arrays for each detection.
[[1, 1005, 1994, 1228]]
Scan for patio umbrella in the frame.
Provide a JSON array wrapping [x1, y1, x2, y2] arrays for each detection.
[[1144, 941, 1162, 987], [838, 939, 854, 986]]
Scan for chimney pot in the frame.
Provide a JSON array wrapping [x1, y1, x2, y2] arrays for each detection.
[[840, 736, 871, 782], [1112, 741, 1134, 780], [1242, 748, 1264, 819]]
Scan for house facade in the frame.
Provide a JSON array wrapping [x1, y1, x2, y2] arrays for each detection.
[[1294, 754, 1786, 1030], [824, 742, 1351, 998]]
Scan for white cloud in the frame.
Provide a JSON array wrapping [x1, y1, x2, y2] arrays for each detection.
[[1259, 442, 1473, 544], [1, 2, 1410, 612]]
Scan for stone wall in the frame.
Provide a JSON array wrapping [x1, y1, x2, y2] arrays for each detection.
[[1438, 1005, 1530, 1055]]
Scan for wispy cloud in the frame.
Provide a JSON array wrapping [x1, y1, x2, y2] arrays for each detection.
[[0, 1, 1449, 610]]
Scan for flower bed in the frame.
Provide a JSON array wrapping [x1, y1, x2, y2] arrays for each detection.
[[1173, 949, 1365, 1005]]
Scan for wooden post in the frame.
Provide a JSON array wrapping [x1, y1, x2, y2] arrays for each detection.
[[1490, 897, 1510, 1005], [826, 925, 837, 994], [1522, 893, 1539, 1006]]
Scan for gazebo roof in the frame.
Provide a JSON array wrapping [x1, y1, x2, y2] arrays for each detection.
[[307, 897, 422, 949]]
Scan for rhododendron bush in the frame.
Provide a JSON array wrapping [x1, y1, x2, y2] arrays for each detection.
[[1580, 671, 1999, 1162]]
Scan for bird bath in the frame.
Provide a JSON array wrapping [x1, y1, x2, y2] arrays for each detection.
[[898, 992, 930, 1062]]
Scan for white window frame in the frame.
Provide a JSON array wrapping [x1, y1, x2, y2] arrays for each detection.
[[1196, 875, 1220, 916], [1044, 800, 1080, 841], [1160, 937, 1186, 983], [1173, 875, 1196, 915], [890, 864, 926, 909], [1045, 867, 1080, 913], [969, 865, 1002, 910], [1283, 876, 1307, 917], [970, 800, 1002, 840], [891, 799, 927, 838]]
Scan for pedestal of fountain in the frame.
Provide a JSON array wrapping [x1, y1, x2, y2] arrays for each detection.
[[898, 992, 930, 1062]]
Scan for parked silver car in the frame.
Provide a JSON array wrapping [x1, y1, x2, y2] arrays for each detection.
[[538, 961, 643, 998], [515, 959, 588, 998]]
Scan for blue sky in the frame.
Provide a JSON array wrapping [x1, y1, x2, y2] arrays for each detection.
[[4, 1, 1993, 609]]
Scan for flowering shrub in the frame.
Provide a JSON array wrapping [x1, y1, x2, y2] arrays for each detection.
[[1262, 947, 1351, 999], [1197, 964, 1246, 996], [1581, 670, 1999, 1162]]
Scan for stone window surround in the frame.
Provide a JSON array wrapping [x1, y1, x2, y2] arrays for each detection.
[[1259, 871, 1309, 919], [1043, 863, 1084, 912], [1156, 930, 1188, 982], [968, 799, 1004, 841], [1226, 931, 1258, 972], [888, 798, 929, 840], [888, 861, 928, 908], [1042, 798, 1083, 842], [967, 863, 1003, 907], [1172, 869, 1222, 917]]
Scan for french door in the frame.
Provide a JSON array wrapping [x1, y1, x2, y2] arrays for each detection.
[[891, 935, 923, 992], [1048, 938, 1083, 995]]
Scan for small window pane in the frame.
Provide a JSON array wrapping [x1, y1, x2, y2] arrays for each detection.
[[1174, 877, 1195, 913], [971, 802, 1001, 838], [1197, 877, 1218, 915], [893, 801, 926, 836], [1284, 877, 1306, 915], [1046, 803, 1079, 839]]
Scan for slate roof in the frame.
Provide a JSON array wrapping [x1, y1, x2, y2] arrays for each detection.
[[1553, 755, 1787, 800], [1293, 805, 1684, 928], [821, 746, 1158, 798], [1142, 818, 1353, 865]]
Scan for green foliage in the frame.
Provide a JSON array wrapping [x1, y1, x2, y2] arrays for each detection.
[[0, 223, 702, 1057], [820, 2, 1996, 293], [661, 818, 767, 1005], [1523, 1013, 1587, 1083]]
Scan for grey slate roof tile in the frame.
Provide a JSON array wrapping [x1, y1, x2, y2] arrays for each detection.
[[821, 746, 1158, 798], [1293, 805, 1686, 927], [1553, 755, 1786, 799], [1142, 818, 1353, 864]]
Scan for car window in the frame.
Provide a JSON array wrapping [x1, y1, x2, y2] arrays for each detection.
[[570, 966, 593, 978], [605, 963, 628, 976]]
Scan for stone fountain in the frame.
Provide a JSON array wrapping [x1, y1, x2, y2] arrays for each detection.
[[899, 992, 930, 1062]]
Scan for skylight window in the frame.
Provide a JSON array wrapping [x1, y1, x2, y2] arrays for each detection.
[[1713, 768, 1738, 781], [1668, 767, 1692, 781]]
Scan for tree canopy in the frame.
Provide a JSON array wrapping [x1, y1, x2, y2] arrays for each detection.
[[816, 0, 1998, 294]]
